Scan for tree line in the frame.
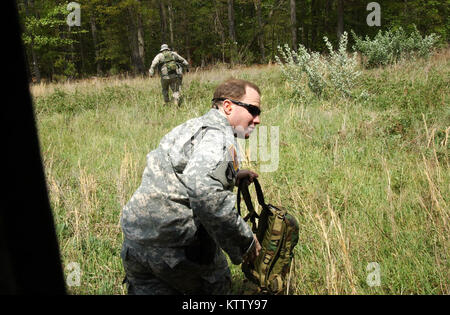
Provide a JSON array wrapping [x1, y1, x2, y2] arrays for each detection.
[[17, 0, 449, 82]]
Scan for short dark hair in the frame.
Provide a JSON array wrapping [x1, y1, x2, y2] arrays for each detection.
[[212, 78, 261, 108]]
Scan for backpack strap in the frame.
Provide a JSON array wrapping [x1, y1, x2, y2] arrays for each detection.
[[237, 178, 267, 213], [252, 179, 266, 208], [182, 126, 220, 155], [237, 184, 256, 232], [237, 178, 267, 232]]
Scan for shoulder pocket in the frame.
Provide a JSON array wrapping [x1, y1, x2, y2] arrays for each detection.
[[210, 160, 237, 189]]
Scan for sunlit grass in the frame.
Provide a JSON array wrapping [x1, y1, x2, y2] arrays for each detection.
[[33, 49, 449, 294]]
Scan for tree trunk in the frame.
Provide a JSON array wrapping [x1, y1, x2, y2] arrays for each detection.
[[271, 21, 275, 60], [228, 0, 236, 43], [25, 0, 41, 82], [255, 0, 265, 61], [238, 0, 283, 57], [311, 0, 317, 49], [337, 0, 344, 40], [136, 3, 145, 71], [214, 0, 226, 63], [31, 49, 41, 83], [78, 31, 86, 76], [158, 0, 168, 44], [325, 0, 332, 35], [290, 0, 297, 51], [228, 0, 237, 64], [299, 0, 307, 47], [90, 15, 102, 76], [168, 0, 174, 47], [127, 4, 145, 75], [183, 4, 191, 62]]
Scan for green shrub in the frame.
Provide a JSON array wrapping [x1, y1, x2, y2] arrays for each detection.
[[54, 57, 78, 80], [324, 32, 361, 97], [275, 44, 328, 100], [352, 26, 440, 68], [276, 32, 361, 99]]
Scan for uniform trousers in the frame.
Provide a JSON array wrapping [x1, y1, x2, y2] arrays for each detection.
[[161, 75, 182, 104], [121, 239, 232, 295]]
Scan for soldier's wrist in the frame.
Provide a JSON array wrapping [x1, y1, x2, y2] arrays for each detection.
[[242, 235, 255, 258]]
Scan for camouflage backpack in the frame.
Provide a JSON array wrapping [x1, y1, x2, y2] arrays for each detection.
[[162, 51, 178, 75], [237, 179, 299, 295]]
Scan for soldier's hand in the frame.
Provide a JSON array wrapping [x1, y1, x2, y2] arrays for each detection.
[[236, 169, 258, 187], [243, 234, 261, 264]]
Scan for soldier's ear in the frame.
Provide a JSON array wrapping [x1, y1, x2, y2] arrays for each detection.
[[223, 100, 233, 115]]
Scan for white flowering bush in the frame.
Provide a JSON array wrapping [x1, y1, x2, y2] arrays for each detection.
[[352, 26, 440, 68], [275, 44, 327, 100], [324, 32, 361, 97], [275, 44, 307, 100], [276, 31, 360, 99]]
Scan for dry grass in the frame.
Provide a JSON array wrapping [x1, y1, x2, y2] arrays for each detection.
[[33, 49, 449, 295]]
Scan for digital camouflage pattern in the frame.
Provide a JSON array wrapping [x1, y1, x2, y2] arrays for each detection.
[[121, 241, 232, 295], [120, 108, 255, 294]]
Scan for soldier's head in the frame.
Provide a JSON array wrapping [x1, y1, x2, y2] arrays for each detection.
[[212, 78, 261, 139], [160, 44, 170, 52]]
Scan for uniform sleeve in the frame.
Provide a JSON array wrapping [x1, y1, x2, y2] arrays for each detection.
[[149, 54, 162, 76], [173, 52, 189, 66], [182, 129, 253, 265]]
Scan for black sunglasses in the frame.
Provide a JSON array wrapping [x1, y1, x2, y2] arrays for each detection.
[[212, 98, 261, 117]]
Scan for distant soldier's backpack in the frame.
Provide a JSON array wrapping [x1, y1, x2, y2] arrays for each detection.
[[237, 179, 299, 295], [162, 51, 178, 75]]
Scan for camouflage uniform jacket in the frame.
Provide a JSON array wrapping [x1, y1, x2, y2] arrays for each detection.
[[149, 51, 189, 80], [121, 109, 254, 265]]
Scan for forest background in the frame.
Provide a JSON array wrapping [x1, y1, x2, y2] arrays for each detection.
[[18, 0, 450, 82], [19, 0, 449, 295]]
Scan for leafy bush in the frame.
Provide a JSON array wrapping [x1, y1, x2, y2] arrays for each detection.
[[276, 44, 309, 100], [54, 57, 78, 80], [352, 26, 440, 68], [324, 32, 361, 97], [275, 44, 328, 100], [276, 31, 360, 99]]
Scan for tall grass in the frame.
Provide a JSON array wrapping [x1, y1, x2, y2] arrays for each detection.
[[33, 50, 449, 295]]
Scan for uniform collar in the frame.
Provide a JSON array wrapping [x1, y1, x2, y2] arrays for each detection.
[[205, 108, 232, 132]]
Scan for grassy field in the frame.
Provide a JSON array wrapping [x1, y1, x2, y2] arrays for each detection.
[[32, 49, 449, 295]]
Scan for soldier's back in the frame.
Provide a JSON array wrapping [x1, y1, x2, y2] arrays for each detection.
[[121, 109, 236, 248]]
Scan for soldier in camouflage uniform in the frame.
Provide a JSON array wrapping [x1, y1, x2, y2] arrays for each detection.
[[120, 78, 262, 295], [149, 44, 189, 106]]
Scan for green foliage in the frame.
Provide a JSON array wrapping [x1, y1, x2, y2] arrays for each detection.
[[54, 57, 78, 79], [20, 2, 87, 79], [324, 32, 361, 97], [275, 44, 328, 100], [21, 4, 77, 49], [32, 52, 449, 294], [276, 32, 361, 100], [352, 26, 441, 68], [17, 0, 449, 80]]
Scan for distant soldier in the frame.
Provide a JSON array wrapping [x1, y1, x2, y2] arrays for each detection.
[[120, 78, 263, 295], [149, 44, 189, 106]]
